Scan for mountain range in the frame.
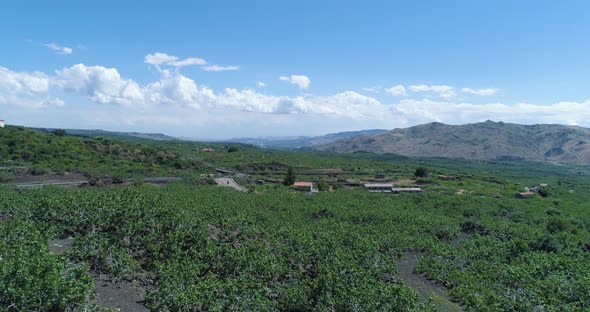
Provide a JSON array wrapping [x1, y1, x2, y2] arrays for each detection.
[[28, 121, 590, 164], [317, 121, 590, 164], [226, 129, 388, 149]]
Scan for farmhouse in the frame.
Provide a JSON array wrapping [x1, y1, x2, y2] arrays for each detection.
[[294, 181, 315, 192], [364, 183, 394, 193], [516, 191, 536, 199], [391, 187, 423, 194], [438, 175, 456, 181], [0, 120, 4, 128]]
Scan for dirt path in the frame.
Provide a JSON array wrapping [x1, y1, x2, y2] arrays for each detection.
[[14, 180, 88, 189], [48, 237, 150, 311], [10, 172, 88, 189], [92, 274, 150, 312], [214, 177, 248, 192], [8, 176, 184, 189], [396, 251, 463, 311]]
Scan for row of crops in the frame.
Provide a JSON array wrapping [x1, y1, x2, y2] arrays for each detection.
[[2, 181, 590, 311]]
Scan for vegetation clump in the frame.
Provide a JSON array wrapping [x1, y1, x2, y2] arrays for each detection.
[[283, 166, 296, 186], [414, 166, 429, 178]]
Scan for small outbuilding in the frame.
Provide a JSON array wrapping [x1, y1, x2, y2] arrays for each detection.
[[438, 175, 456, 181], [294, 181, 315, 192], [0, 120, 4, 128], [391, 187, 423, 194], [200, 148, 215, 152], [516, 191, 536, 199], [364, 183, 394, 193]]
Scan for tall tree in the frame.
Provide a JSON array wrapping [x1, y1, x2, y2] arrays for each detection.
[[283, 167, 295, 186]]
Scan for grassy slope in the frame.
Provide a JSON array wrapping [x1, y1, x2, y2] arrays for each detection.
[[0, 126, 210, 177]]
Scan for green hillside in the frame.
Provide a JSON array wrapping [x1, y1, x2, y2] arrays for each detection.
[[0, 126, 207, 177], [1, 126, 590, 311]]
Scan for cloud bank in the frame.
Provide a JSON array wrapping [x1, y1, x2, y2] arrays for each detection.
[[1, 61, 589, 138]]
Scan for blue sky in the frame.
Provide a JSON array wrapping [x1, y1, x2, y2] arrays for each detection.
[[1, 0, 590, 139]]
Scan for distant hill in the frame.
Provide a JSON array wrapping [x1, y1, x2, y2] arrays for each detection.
[[317, 121, 590, 164], [227, 129, 388, 149], [33, 128, 178, 142], [0, 126, 204, 177]]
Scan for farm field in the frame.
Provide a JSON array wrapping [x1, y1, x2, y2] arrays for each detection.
[[2, 127, 590, 311]]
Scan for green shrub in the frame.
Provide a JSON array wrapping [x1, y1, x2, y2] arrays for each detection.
[[414, 167, 429, 178], [317, 177, 329, 191], [546, 218, 572, 234], [545, 208, 562, 216], [538, 188, 550, 197], [531, 234, 562, 253], [0, 221, 93, 310]]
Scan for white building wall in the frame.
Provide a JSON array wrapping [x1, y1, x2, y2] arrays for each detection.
[[0, 120, 5, 128]]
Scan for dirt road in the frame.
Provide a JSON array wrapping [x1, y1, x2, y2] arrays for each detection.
[[214, 177, 248, 192]]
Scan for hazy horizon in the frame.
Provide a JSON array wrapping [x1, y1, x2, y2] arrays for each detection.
[[2, 1, 590, 139]]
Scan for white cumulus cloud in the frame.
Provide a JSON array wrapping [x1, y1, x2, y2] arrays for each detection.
[[279, 75, 311, 89], [144, 52, 179, 66], [362, 86, 381, 93], [385, 85, 407, 96], [0, 66, 58, 108], [409, 84, 456, 98], [55, 64, 144, 106], [144, 72, 216, 108], [256, 81, 266, 88], [44, 43, 73, 55], [462, 88, 497, 96], [169, 57, 207, 67], [203, 65, 239, 72], [144, 52, 237, 72]]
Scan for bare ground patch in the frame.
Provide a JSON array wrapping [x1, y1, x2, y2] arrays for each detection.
[[48, 237, 74, 255], [48, 237, 151, 311], [92, 274, 150, 312], [396, 251, 463, 312], [13, 172, 87, 184]]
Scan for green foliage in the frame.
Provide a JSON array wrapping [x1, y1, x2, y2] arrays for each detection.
[[0, 126, 207, 177], [546, 207, 562, 216], [2, 180, 589, 311], [52, 129, 66, 137], [415, 167, 429, 178], [2, 125, 590, 310], [283, 166, 296, 186], [547, 218, 572, 234], [0, 219, 93, 311], [0, 171, 14, 183], [538, 187, 550, 197], [531, 234, 562, 253], [227, 146, 239, 153], [317, 177, 329, 191]]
